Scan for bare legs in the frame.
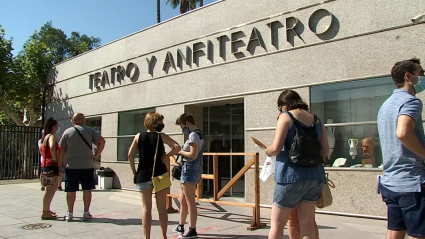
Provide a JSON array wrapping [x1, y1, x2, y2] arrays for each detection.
[[140, 188, 168, 239], [179, 183, 197, 228], [42, 176, 58, 212], [288, 207, 320, 239]]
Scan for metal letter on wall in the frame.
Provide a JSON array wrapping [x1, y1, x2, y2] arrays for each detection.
[[192, 42, 206, 67], [308, 9, 337, 39], [101, 70, 109, 88], [146, 56, 157, 77], [94, 72, 102, 90], [246, 27, 267, 55], [177, 46, 192, 71], [163, 52, 176, 74], [89, 74, 94, 90], [231, 31, 246, 58], [267, 20, 283, 50], [116, 66, 126, 83], [126, 62, 140, 82], [286, 17, 305, 46], [217, 35, 229, 60]]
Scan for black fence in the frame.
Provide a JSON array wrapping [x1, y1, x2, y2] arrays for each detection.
[[0, 125, 42, 180]]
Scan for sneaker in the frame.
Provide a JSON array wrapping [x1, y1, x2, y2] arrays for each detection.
[[64, 212, 73, 222], [83, 211, 92, 221], [173, 224, 185, 234], [178, 228, 197, 238]]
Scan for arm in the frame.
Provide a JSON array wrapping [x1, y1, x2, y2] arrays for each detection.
[[179, 143, 199, 160], [59, 148, 66, 170], [320, 123, 329, 162], [160, 133, 181, 163], [93, 137, 105, 161], [397, 115, 425, 158], [128, 134, 140, 176], [49, 135, 57, 162], [265, 113, 291, 156]]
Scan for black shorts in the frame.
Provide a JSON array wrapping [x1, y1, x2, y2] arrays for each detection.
[[41, 166, 59, 176], [65, 168, 95, 192]]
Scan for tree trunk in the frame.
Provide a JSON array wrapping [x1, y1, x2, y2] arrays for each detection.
[[0, 86, 25, 126], [180, 0, 189, 13], [157, 0, 161, 23]]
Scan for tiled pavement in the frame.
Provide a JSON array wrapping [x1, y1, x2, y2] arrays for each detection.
[[0, 180, 388, 238]]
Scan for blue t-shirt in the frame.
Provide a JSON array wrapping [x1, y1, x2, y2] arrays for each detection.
[[377, 89, 425, 192], [274, 113, 326, 184]]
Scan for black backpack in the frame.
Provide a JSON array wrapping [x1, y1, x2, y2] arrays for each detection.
[[286, 112, 323, 167]]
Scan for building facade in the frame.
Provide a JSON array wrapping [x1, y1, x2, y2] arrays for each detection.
[[47, 0, 425, 218]]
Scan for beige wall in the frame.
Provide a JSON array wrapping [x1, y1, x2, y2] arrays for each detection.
[[46, 0, 425, 217]]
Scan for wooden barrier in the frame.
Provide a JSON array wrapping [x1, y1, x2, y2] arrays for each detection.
[[165, 152, 266, 230]]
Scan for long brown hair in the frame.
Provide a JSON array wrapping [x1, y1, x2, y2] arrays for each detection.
[[277, 90, 309, 111], [42, 117, 58, 141]]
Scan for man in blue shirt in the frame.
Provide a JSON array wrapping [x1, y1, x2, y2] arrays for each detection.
[[378, 58, 425, 239]]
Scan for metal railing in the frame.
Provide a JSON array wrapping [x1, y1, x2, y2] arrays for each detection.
[[0, 125, 42, 180]]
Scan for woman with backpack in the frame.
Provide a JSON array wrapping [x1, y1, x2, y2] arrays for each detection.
[[266, 90, 328, 239]]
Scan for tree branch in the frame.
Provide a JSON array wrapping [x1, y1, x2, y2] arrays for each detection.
[[26, 95, 38, 126], [0, 85, 25, 126]]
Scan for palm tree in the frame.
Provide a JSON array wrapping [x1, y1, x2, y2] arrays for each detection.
[[166, 0, 202, 14], [157, 0, 161, 23]]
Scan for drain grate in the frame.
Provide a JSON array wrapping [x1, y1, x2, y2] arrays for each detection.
[[21, 223, 52, 230]]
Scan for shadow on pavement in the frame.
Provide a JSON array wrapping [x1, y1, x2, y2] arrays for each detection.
[[198, 234, 288, 239], [85, 217, 179, 226]]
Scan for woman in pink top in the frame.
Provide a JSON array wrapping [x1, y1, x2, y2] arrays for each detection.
[[40, 118, 60, 220]]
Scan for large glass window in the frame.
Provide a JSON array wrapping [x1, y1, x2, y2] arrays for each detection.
[[117, 109, 154, 161], [310, 77, 395, 168]]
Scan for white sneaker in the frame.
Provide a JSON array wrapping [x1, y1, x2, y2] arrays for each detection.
[[83, 211, 92, 221], [64, 212, 73, 222]]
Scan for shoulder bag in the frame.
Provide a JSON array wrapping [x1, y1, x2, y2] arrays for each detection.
[[316, 173, 335, 208], [152, 133, 171, 192], [171, 155, 182, 180]]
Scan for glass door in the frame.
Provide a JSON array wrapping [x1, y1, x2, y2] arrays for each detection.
[[202, 103, 244, 197]]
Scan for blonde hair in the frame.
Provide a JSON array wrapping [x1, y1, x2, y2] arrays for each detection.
[[144, 112, 164, 130]]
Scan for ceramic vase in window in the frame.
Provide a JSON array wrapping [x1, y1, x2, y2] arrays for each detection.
[[326, 119, 335, 158], [348, 139, 358, 160]]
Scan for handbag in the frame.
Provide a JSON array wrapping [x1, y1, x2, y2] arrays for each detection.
[[152, 133, 171, 192], [171, 155, 182, 180], [41, 136, 55, 187], [316, 173, 335, 208]]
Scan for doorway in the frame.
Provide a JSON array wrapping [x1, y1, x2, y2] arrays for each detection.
[[202, 102, 245, 197]]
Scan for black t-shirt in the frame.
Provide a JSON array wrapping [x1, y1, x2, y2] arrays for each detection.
[[134, 132, 167, 183]]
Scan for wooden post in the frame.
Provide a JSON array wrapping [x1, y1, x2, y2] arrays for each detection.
[[196, 177, 203, 199], [213, 155, 219, 201], [248, 153, 263, 230], [166, 156, 178, 213]]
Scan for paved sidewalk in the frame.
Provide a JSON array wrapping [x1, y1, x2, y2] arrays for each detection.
[[0, 181, 387, 238]]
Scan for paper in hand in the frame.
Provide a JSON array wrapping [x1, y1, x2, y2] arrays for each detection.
[[251, 137, 267, 149]]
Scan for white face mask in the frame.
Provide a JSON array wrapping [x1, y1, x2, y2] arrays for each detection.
[[414, 76, 425, 93]]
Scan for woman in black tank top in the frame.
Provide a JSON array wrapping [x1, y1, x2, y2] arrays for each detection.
[[128, 112, 181, 239]]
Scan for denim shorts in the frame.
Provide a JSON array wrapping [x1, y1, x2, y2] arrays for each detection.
[[273, 180, 324, 209], [381, 185, 425, 237], [180, 162, 201, 184], [136, 181, 153, 191]]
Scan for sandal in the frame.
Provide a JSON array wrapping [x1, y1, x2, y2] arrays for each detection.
[[49, 211, 56, 216], [41, 211, 57, 220]]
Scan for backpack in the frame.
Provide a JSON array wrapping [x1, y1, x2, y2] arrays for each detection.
[[286, 112, 323, 167]]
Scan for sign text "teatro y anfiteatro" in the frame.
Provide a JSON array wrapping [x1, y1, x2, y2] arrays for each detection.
[[89, 9, 338, 90]]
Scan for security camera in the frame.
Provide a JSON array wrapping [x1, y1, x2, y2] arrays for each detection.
[[412, 14, 425, 24]]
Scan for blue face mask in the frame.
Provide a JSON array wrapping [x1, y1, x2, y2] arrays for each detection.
[[182, 127, 191, 135], [414, 76, 425, 93]]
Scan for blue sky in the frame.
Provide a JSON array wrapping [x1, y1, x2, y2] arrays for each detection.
[[0, 0, 217, 56]]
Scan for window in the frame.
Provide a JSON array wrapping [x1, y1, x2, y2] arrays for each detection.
[[117, 109, 154, 161], [310, 77, 395, 168]]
